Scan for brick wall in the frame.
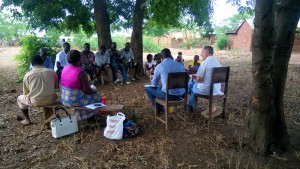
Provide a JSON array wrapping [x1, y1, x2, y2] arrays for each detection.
[[228, 21, 253, 51], [294, 37, 300, 49]]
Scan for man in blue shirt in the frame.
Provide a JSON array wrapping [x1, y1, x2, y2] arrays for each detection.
[[145, 48, 185, 111], [29, 47, 54, 70]]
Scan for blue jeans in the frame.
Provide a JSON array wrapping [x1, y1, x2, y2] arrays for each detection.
[[188, 79, 201, 107], [145, 86, 182, 108], [111, 61, 127, 82]]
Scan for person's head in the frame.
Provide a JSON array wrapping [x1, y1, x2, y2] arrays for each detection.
[[100, 45, 106, 51], [125, 42, 131, 51], [111, 42, 117, 51], [194, 55, 199, 62], [146, 54, 153, 62], [39, 47, 48, 59], [31, 54, 44, 67], [154, 53, 162, 61], [161, 48, 172, 60], [178, 52, 182, 56], [67, 50, 81, 66], [201, 46, 214, 60], [176, 55, 182, 61], [63, 42, 71, 54], [83, 43, 90, 52]]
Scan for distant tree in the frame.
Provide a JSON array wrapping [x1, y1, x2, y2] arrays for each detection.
[[1, 0, 213, 70], [0, 11, 27, 46], [214, 12, 253, 34], [249, 0, 300, 155]]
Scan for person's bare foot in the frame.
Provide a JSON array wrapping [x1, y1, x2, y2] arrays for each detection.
[[20, 119, 31, 126]]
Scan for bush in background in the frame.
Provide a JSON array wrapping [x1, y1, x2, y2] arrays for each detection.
[[143, 36, 161, 53], [179, 38, 210, 49], [15, 35, 60, 82], [71, 30, 98, 51], [216, 34, 229, 50]]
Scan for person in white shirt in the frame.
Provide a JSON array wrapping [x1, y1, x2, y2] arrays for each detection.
[[94, 45, 112, 83], [119, 42, 141, 80], [54, 42, 70, 71], [187, 46, 223, 111]]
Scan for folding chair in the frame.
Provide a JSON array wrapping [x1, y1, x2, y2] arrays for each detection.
[[154, 72, 189, 130], [195, 66, 230, 120]]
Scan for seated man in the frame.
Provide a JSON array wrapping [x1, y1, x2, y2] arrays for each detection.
[[120, 42, 141, 80], [29, 47, 54, 70], [94, 45, 112, 83], [81, 43, 95, 80], [54, 42, 70, 71], [187, 46, 223, 111], [145, 48, 185, 111], [17, 55, 58, 125], [54, 42, 70, 82], [187, 55, 201, 74], [107, 42, 130, 84]]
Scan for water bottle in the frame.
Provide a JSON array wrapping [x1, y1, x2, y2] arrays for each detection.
[[131, 110, 137, 123], [102, 96, 106, 104], [168, 106, 174, 113]]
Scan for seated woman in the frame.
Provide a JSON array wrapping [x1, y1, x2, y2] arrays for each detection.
[[60, 50, 102, 120]]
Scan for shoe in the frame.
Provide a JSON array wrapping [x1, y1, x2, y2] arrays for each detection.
[[114, 79, 120, 84], [187, 105, 193, 112], [133, 77, 140, 81], [132, 78, 136, 81], [124, 81, 131, 85]]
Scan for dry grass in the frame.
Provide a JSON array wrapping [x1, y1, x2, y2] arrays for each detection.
[[0, 48, 300, 168]]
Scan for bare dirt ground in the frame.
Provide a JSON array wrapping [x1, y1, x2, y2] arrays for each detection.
[[0, 47, 300, 169]]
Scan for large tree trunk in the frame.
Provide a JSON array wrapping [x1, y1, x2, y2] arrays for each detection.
[[131, 0, 146, 75], [93, 0, 112, 50], [249, 0, 300, 155], [272, 0, 300, 152], [249, 0, 276, 155]]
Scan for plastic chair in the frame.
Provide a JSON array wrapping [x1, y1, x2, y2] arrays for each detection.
[[154, 72, 189, 130], [195, 66, 230, 120]]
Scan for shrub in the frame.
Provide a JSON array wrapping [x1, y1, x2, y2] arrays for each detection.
[[179, 38, 210, 49], [112, 35, 129, 48], [143, 36, 161, 53], [71, 30, 98, 51], [216, 34, 229, 50], [15, 35, 60, 82]]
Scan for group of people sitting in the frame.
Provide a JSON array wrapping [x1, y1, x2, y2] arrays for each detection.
[[144, 46, 222, 113], [53, 42, 141, 85], [17, 42, 222, 125], [19, 41, 142, 125]]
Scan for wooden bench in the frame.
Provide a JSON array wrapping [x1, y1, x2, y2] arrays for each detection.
[[42, 102, 125, 127]]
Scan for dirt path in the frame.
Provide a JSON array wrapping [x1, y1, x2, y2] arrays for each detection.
[[0, 47, 20, 85]]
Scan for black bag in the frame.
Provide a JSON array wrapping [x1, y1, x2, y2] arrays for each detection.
[[122, 119, 143, 138]]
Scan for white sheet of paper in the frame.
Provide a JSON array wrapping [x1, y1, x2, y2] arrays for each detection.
[[84, 102, 107, 109], [144, 84, 156, 87]]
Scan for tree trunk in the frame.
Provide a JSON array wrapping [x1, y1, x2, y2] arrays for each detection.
[[249, 0, 276, 155], [93, 0, 112, 50], [272, 0, 300, 152], [131, 0, 146, 75], [249, 0, 300, 155]]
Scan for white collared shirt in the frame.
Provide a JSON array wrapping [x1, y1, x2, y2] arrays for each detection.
[[196, 55, 223, 95]]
